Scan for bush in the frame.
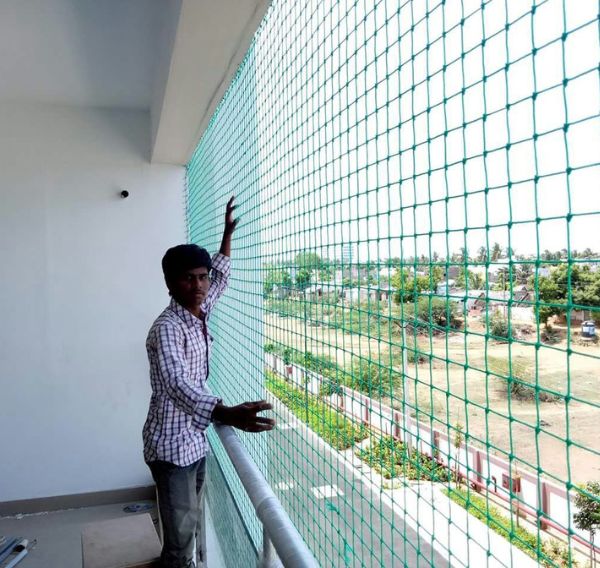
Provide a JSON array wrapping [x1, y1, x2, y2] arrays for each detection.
[[357, 436, 450, 481], [573, 481, 600, 568], [406, 340, 429, 364], [350, 358, 402, 398], [486, 310, 513, 340], [401, 297, 462, 331], [319, 378, 343, 398], [444, 487, 560, 566], [545, 539, 578, 567], [282, 347, 293, 365], [267, 341, 402, 398], [302, 351, 339, 376], [541, 324, 561, 344], [488, 356, 561, 403], [265, 370, 367, 450], [264, 343, 276, 353]]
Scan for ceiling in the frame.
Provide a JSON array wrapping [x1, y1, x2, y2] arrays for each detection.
[[0, 0, 165, 110], [0, 0, 271, 164]]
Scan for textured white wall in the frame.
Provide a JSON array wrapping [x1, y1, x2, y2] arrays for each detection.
[[0, 102, 186, 501]]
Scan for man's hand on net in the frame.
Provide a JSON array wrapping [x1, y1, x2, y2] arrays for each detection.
[[212, 400, 275, 432], [224, 195, 239, 235]]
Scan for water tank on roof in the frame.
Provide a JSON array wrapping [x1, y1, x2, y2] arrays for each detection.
[[581, 320, 596, 338]]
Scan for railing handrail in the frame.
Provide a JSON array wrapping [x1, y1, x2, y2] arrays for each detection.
[[214, 424, 320, 568]]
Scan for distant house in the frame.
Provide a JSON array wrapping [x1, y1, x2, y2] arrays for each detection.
[[536, 266, 551, 278], [272, 285, 293, 299], [445, 266, 461, 280], [442, 287, 533, 320], [472, 288, 531, 309], [379, 267, 395, 280], [305, 282, 342, 300], [344, 285, 392, 303], [436, 280, 456, 295], [470, 287, 533, 320], [441, 288, 485, 310]]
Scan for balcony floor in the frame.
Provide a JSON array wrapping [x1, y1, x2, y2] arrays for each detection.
[[0, 498, 226, 568]]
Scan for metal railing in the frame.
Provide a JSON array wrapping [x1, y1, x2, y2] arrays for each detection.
[[213, 424, 320, 568]]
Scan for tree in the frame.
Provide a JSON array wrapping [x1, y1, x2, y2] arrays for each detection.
[[471, 272, 485, 289], [495, 266, 512, 291], [454, 267, 469, 289], [455, 267, 485, 290], [426, 265, 445, 288], [318, 266, 333, 282], [476, 246, 488, 263], [573, 266, 600, 309], [542, 249, 561, 261], [573, 481, 600, 568], [399, 297, 462, 330], [537, 270, 564, 325], [295, 252, 322, 271], [516, 263, 533, 285], [536, 264, 600, 325], [491, 242, 503, 261], [488, 311, 513, 340], [452, 247, 469, 263], [453, 422, 464, 488], [391, 268, 431, 303], [295, 269, 312, 289], [264, 269, 292, 295], [582, 247, 596, 259]]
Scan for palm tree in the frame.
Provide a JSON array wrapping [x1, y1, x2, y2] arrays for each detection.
[[582, 248, 595, 259], [477, 246, 488, 263], [491, 242, 502, 261]]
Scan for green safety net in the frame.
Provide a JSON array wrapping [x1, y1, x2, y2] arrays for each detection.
[[187, 1, 600, 566]]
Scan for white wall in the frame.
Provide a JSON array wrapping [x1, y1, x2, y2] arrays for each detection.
[[0, 102, 186, 501]]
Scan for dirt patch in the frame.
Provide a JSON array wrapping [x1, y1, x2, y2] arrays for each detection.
[[265, 312, 600, 483]]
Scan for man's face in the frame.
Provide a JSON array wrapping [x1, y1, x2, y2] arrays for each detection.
[[169, 267, 211, 312]]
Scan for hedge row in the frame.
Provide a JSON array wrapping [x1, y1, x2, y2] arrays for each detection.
[[443, 487, 574, 567], [265, 370, 368, 450], [356, 436, 450, 482]]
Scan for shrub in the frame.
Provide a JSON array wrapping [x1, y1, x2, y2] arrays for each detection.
[[444, 487, 559, 566], [282, 347, 293, 365], [404, 339, 429, 364], [541, 324, 561, 344], [545, 539, 578, 567], [350, 358, 402, 398], [319, 378, 343, 398], [265, 370, 367, 450], [486, 310, 513, 340], [401, 297, 462, 331], [488, 356, 561, 403], [573, 481, 600, 568], [357, 436, 450, 481]]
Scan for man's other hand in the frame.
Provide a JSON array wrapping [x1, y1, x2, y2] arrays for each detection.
[[212, 400, 275, 432]]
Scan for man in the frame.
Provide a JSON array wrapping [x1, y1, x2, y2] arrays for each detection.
[[143, 196, 275, 568]]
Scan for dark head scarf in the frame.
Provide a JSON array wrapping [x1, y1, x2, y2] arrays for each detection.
[[162, 244, 212, 282]]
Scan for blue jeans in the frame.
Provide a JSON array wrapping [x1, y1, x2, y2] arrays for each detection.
[[148, 458, 206, 568]]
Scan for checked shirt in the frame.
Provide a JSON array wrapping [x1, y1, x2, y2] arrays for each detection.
[[142, 253, 230, 466]]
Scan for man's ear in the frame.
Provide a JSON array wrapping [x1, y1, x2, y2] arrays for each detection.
[[164, 277, 173, 296]]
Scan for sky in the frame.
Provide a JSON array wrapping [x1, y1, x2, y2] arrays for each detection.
[[250, 0, 599, 263]]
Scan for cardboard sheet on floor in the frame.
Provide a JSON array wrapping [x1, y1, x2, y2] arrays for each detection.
[[81, 513, 161, 568]]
